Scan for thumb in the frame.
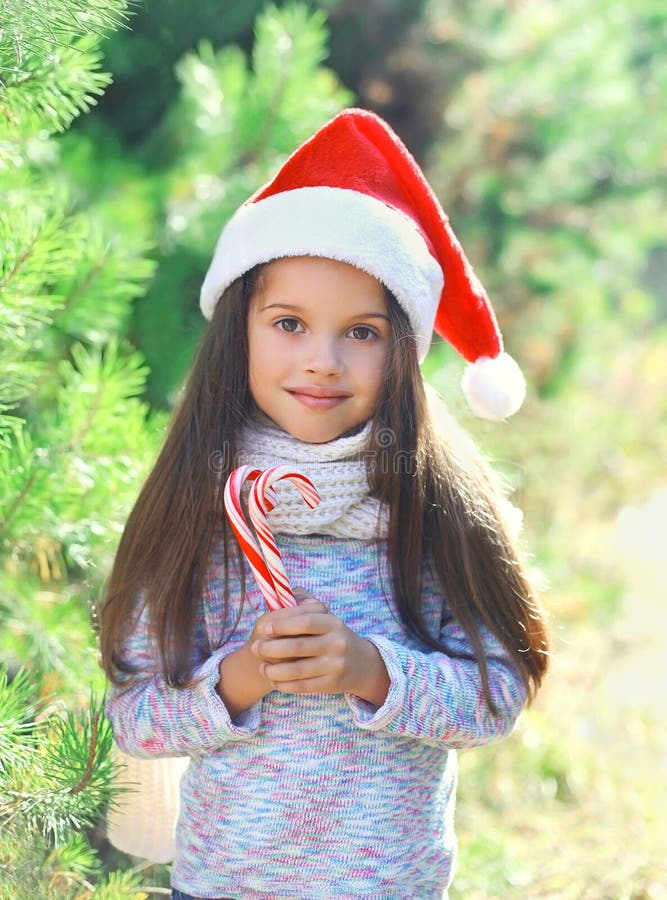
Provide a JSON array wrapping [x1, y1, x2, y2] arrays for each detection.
[[293, 586, 317, 603], [292, 586, 327, 611]]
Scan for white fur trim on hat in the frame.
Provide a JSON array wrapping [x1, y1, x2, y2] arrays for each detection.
[[461, 352, 526, 420], [199, 186, 444, 361]]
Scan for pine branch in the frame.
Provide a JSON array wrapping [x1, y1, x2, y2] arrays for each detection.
[[0, 196, 73, 330], [69, 709, 99, 796], [50, 222, 156, 344], [0, 342, 163, 597], [0, 667, 38, 777], [0, 36, 112, 134], [0, 693, 116, 845], [56, 248, 110, 321], [0, 466, 37, 535], [0, 0, 137, 136], [0, 231, 38, 294], [0, 423, 33, 537], [0, 0, 132, 72], [0, 200, 71, 301], [0, 0, 155, 893]]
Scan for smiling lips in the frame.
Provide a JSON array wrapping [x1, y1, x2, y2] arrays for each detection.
[[286, 386, 352, 410]]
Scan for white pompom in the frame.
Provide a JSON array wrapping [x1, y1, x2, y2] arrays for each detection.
[[461, 352, 526, 420]]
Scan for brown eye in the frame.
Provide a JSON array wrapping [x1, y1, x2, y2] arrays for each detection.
[[349, 326, 376, 341], [276, 318, 302, 334]]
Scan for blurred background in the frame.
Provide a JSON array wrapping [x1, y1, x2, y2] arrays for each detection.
[[1, 0, 665, 896]]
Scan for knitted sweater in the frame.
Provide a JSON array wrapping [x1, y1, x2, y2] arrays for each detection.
[[106, 533, 527, 899]]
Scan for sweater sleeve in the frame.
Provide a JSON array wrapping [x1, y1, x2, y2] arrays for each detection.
[[105, 601, 262, 758], [344, 615, 527, 749]]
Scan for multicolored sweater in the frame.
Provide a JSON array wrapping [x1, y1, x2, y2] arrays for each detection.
[[106, 533, 527, 899]]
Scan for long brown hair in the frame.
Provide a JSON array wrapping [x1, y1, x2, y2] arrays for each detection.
[[100, 266, 548, 707], [368, 303, 548, 708]]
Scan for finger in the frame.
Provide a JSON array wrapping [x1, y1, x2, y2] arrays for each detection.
[[293, 587, 327, 611], [298, 597, 328, 610], [271, 674, 341, 695], [261, 655, 335, 684], [261, 611, 335, 639], [252, 635, 329, 661], [259, 600, 328, 628], [252, 605, 323, 640]]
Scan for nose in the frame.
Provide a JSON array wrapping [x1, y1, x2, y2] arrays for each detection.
[[303, 334, 344, 377]]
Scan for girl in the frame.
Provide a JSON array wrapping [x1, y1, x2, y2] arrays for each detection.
[[101, 108, 549, 900]]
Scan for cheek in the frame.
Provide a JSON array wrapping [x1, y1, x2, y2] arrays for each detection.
[[246, 342, 259, 393], [248, 322, 272, 373], [247, 330, 268, 401], [359, 347, 389, 404], [247, 329, 287, 404]]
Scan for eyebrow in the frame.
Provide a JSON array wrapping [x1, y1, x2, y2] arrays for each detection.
[[261, 302, 390, 321]]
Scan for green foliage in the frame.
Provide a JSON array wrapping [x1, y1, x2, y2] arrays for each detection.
[[0, 662, 170, 891], [1, 692, 115, 844], [0, 0, 163, 893], [0, 0, 131, 135], [423, 0, 667, 396], [3, 343, 155, 545], [96, 0, 271, 143], [0, 668, 36, 775], [94, 0, 429, 147], [91, 869, 149, 900], [0, 0, 162, 699], [0, 668, 120, 897], [0, 229, 162, 686]]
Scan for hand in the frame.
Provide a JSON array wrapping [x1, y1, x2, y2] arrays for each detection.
[[250, 590, 390, 706], [216, 592, 330, 719]]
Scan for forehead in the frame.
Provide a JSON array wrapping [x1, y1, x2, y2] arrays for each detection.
[[256, 256, 388, 314]]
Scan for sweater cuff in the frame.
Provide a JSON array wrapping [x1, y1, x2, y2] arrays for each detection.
[[197, 649, 262, 738], [344, 635, 406, 730]]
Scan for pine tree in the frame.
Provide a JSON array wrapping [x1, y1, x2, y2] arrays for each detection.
[[0, 0, 161, 691], [0, 1, 162, 896], [0, 667, 149, 898]]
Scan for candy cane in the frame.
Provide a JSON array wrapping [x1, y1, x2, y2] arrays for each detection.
[[223, 465, 320, 611], [223, 466, 277, 608], [248, 466, 320, 609]]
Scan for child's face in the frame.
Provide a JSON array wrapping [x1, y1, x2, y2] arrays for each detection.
[[247, 256, 390, 443]]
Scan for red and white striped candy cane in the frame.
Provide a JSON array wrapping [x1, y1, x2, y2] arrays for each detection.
[[223, 465, 320, 611], [223, 466, 277, 608], [248, 466, 320, 609]]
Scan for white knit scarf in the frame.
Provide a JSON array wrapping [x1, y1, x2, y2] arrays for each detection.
[[237, 416, 389, 539]]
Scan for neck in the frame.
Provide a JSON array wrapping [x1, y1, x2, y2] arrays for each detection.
[[238, 417, 387, 539]]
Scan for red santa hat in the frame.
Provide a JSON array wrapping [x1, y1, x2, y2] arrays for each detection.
[[200, 107, 525, 420]]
